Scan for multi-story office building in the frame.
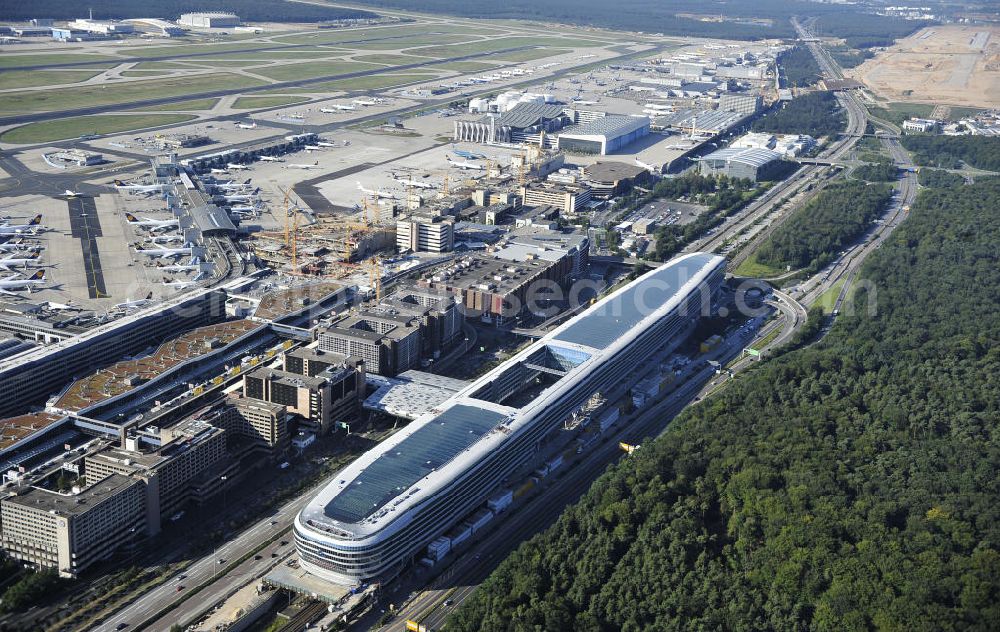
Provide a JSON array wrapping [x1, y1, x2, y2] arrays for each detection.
[[373, 289, 462, 359], [83, 419, 226, 535], [283, 347, 349, 378], [318, 314, 421, 377], [244, 364, 363, 434], [294, 253, 726, 584], [519, 182, 593, 216], [396, 215, 455, 253], [221, 396, 290, 449], [1, 474, 145, 577]]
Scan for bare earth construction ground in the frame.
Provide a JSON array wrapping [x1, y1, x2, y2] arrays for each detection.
[[848, 25, 999, 108]]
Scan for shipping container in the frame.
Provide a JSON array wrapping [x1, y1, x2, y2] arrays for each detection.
[[487, 489, 513, 513], [465, 508, 494, 533], [598, 408, 620, 433]]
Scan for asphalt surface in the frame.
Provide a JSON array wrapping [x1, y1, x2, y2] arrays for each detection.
[[67, 196, 108, 299]]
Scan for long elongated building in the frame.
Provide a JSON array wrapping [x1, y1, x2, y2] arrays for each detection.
[[294, 253, 726, 584]]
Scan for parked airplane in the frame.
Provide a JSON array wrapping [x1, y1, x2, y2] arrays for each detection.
[[62, 190, 83, 198], [235, 120, 257, 130], [286, 161, 320, 170], [356, 182, 397, 200], [303, 145, 323, 151], [447, 156, 484, 171], [210, 168, 230, 175], [0, 215, 43, 235], [0, 270, 46, 296], [451, 149, 486, 160], [227, 163, 251, 171], [320, 104, 355, 112], [229, 205, 257, 215], [213, 179, 253, 191], [113, 180, 169, 195], [316, 141, 337, 148], [259, 156, 284, 162], [125, 213, 179, 232], [156, 257, 201, 273], [44, 301, 81, 312], [352, 99, 380, 107], [113, 292, 154, 312], [392, 175, 436, 190], [286, 113, 305, 120], [634, 158, 661, 173], [221, 192, 258, 203], [150, 233, 185, 244], [0, 251, 42, 271], [162, 278, 200, 289], [134, 244, 193, 259], [0, 240, 39, 252]]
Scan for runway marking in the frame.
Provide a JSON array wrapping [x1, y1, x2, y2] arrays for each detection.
[[67, 196, 108, 299]]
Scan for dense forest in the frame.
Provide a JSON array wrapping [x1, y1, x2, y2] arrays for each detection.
[[901, 135, 1000, 171], [775, 46, 823, 87], [4, 0, 376, 22], [449, 177, 1000, 631], [754, 180, 891, 272], [851, 160, 897, 182], [812, 13, 932, 48], [353, 0, 923, 41], [752, 92, 847, 138], [918, 168, 966, 188]]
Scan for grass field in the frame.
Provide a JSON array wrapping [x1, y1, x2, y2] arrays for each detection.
[[352, 54, 435, 65], [253, 60, 382, 82], [138, 98, 220, 112], [274, 24, 500, 46], [733, 255, 787, 279], [351, 34, 479, 51], [405, 36, 606, 58], [0, 113, 196, 143], [232, 96, 311, 109], [0, 53, 116, 69], [282, 72, 439, 93], [119, 71, 176, 77], [0, 73, 267, 113], [815, 279, 846, 314], [489, 48, 572, 63], [133, 61, 193, 70], [121, 42, 284, 59], [433, 60, 500, 72], [869, 102, 936, 125], [0, 70, 105, 90]]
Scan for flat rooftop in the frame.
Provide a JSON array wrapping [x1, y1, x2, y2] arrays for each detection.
[[423, 254, 558, 293], [6, 473, 139, 517], [54, 319, 261, 412], [584, 161, 647, 183], [254, 282, 346, 322], [300, 253, 724, 536], [364, 370, 469, 420], [0, 413, 64, 451]]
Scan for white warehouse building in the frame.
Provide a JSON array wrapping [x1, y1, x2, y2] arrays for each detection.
[[178, 12, 240, 28], [293, 252, 726, 584]]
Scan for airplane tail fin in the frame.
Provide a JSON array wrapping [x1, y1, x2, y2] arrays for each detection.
[[29, 270, 44, 280], [114, 179, 125, 186], [29, 215, 42, 225], [145, 292, 153, 300], [314, 161, 319, 166], [125, 212, 138, 222]]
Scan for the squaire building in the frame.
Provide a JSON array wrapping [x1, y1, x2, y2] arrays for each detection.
[[294, 253, 726, 584]]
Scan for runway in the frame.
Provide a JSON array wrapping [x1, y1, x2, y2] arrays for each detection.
[[67, 196, 108, 299]]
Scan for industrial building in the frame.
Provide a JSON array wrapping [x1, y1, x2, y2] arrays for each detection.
[[583, 161, 655, 199], [1, 474, 145, 577], [520, 182, 593, 215], [697, 147, 786, 182], [67, 19, 135, 36], [719, 93, 763, 115], [396, 214, 455, 253], [318, 313, 422, 377], [178, 12, 240, 28], [556, 115, 650, 155], [293, 253, 726, 584]]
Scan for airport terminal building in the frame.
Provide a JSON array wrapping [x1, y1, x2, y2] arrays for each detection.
[[294, 253, 726, 584]]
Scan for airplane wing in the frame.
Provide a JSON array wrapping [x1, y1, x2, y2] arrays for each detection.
[[0, 288, 17, 296]]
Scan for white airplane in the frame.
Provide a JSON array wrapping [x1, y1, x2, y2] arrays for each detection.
[[229, 205, 257, 214], [63, 190, 83, 198], [235, 120, 257, 130], [392, 175, 436, 190], [210, 168, 230, 175], [213, 179, 253, 191], [286, 113, 305, 120], [634, 158, 661, 173], [0, 215, 43, 235], [134, 244, 193, 260], [0, 240, 39, 252], [303, 145, 322, 151], [113, 292, 154, 312], [447, 156, 484, 171], [353, 99, 380, 107], [356, 182, 396, 200], [156, 258, 201, 273], [227, 163, 251, 171], [162, 278, 200, 289], [316, 141, 337, 148], [113, 179, 169, 195], [150, 233, 185, 244], [286, 161, 320, 170], [259, 156, 283, 162], [320, 104, 355, 112], [221, 193, 257, 203], [0, 251, 42, 271], [44, 300, 81, 312], [125, 213, 179, 232], [0, 270, 46, 296]]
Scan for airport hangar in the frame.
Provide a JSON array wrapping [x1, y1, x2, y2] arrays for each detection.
[[294, 252, 726, 584]]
